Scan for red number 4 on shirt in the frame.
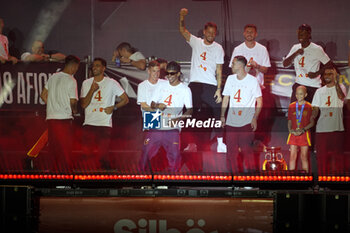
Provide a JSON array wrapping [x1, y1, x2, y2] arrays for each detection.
[[164, 95, 173, 106], [200, 52, 206, 61], [234, 89, 242, 102], [325, 96, 331, 106], [298, 57, 305, 68], [94, 90, 102, 101]]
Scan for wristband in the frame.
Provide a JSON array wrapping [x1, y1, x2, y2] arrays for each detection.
[[114, 106, 118, 111]]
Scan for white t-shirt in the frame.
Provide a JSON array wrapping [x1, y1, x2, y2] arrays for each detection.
[[229, 42, 271, 86], [285, 42, 330, 88], [137, 79, 166, 107], [151, 81, 192, 130], [188, 34, 224, 86], [81, 77, 125, 127], [45, 72, 78, 120], [0, 34, 9, 60], [312, 84, 346, 132], [130, 51, 145, 61], [222, 73, 262, 127]]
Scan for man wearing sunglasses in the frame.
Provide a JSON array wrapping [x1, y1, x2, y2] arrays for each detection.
[[139, 61, 193, 172], [179, 8, 226, 153]]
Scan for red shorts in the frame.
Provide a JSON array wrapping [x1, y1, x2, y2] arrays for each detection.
[[287, 131, 311, 146]]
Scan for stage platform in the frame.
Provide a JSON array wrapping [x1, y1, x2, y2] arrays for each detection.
[[0, 185, 349, 233]]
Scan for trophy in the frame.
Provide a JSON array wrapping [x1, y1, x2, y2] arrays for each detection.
[[262, 146, 288, 171]]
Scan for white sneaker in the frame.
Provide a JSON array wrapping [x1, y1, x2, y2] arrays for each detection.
[[217, 142, 227, 153], [184, 143, 197, 152]]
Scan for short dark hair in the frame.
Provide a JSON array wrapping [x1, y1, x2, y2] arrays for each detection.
[[234, 55, 247, 66], [148, 60, 160, 69], [298, 24, 312, 34], [244, 24, 257, 32], [204, 22, 217, 31], [166, 61, 181, 72], [117, 42, 136, 53], [93, 57, 107, 67], [65, 55, 80, 66]]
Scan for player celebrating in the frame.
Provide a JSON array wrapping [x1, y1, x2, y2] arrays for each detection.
[[179, 8, 226, 153], [287, 86, 314, 172], [312, 66, 346, 174], [40, 55, 80, 172], [283, 24, 331, 103], [137, 60, 166, 112], [80, 58, 129, 170], [228, 24, 270, 87], [221, 56, 262, 173], [139, 61, 192, 172]]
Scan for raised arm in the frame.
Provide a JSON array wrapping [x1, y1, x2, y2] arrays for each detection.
[[179, 8, 191, 42]]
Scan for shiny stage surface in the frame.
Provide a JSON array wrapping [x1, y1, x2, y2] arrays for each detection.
[[39, 196, 274, 233]]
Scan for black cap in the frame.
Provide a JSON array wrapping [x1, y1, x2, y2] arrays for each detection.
[[166, 61, 181, 72]]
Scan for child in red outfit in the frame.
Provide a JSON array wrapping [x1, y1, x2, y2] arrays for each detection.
[[287, 86, 315, 172]]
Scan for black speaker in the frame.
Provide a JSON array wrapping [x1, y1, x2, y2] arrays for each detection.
[[0, 186, 39, 233], [274, 193, 302, 233], [274, 193, 349, 233], [325, 194, 349, 232]]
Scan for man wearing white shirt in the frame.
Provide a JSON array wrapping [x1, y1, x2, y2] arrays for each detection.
[[137, 61, 166, 171], [283, 24, 332, 103], [179, 8, 226, 153], [40, 55, 80, 172], [139, 61, 193, 172], [221, 56, 262, 173], [21, 40, 66, 62], [228, 24, 270, 87], [312, 66, 346, 174], [113, 42, 146, 70], [80, 58, 129, 169], [137, 61, 166, 112]]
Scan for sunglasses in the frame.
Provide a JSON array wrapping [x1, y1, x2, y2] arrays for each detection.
[[166, 71, 178, 76]]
